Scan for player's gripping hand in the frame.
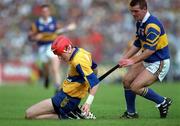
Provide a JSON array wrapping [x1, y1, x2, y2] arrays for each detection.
[[81, 103, 90, 116], [119, 58, 134, 67], [34, 33, 43, 41]]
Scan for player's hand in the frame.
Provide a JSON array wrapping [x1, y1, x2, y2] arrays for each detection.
[[66, 22, 76, 31], [81, 103, 90, 116], [34, 33, 43, 41], [55, 22, 77, 35], [119, 59, 134, 67]]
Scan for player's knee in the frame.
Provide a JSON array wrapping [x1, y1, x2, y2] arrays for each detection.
[[130, 84, 140, 94], [25, 109, 35, 119], [122, 78, 131, 88], [130, 87, 137, 93]]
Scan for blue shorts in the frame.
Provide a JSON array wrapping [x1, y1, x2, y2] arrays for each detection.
[[51, 90, 81, 119]]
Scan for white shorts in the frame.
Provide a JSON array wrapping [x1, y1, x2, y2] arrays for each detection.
[[38, 44, 57, 63], [143, 59, 170, 82]]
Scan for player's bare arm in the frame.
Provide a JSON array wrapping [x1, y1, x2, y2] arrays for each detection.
[[130, 49, 155, 64], [119, 49, 155, 67], [119, 45, 140, 67], [28, 27, 43, 41], [81, 84, 99, 115], [122, 45, 140, 59]]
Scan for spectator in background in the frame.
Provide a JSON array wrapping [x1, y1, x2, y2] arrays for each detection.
[[84, 27, 104, 63], [28, 4, 61, 92], [0, 0, 179, 83]]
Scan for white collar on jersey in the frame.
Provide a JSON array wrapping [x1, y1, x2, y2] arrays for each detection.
[[39, 16, 53, 25], [142, 11, 150, 23]]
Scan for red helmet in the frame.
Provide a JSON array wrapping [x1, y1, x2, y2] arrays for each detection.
[[51, 35, 72, 55]]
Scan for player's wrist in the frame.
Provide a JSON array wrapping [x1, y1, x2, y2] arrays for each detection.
[[85, 94, 94, 105]]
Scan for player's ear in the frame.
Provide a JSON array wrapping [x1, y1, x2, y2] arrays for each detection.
[[67, 45, 72, 53], [63, 45, 72, 53]]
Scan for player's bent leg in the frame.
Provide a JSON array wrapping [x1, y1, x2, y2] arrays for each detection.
[[130, 59, 170, 100], [38, 45, 51, 89], [130, 68, 172, 118], [34, 113, 59, 119], [130, 68, 164, 104], [25, 99, 55, 119], [51, 56, 61, 92], [129, 69, 157, 95], [120, 62, 145, 118], [122, 62, 145, 88], [43, 63, 50, 88], [46, 44, 61, 93]]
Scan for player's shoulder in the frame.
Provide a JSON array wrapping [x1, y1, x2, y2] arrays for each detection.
[[79, 48, 91, 55], [75, 48, 91, 59], [33, 17, 42, 25], [145, 15, 164, 32], [51, 16, 57, 22], [32, 18, 38, 24], [146, 15, 162, 26], [72, 48, 91, 64]]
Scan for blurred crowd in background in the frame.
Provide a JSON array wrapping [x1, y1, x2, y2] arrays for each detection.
[[0, 0, 180, 83]]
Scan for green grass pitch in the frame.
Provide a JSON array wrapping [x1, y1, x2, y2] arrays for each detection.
[[0, 81, 180, 126]]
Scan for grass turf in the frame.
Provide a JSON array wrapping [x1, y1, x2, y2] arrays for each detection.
[[0, 81, 180, 126]]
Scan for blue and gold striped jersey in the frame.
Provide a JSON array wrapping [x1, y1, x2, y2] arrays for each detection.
[[134, 13, 170, 63], [31, 16, 58, 45], [62, 47, 99, 99]]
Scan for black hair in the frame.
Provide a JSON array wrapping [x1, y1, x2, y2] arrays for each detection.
[[41, 4, 50, 9], [130, 0, 147, 9]]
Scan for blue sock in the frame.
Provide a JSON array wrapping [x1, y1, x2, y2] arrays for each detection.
[[125, 89, 136, 113], [141, 88, 164, 104]]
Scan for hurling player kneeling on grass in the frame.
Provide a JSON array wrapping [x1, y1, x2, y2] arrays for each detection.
[[25, 35, 99, 120]]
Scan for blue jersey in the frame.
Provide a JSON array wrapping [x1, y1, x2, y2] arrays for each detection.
[[62, 47, 99, 99], [134, 13, 170, 63], [31, 16, 58, 45]]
